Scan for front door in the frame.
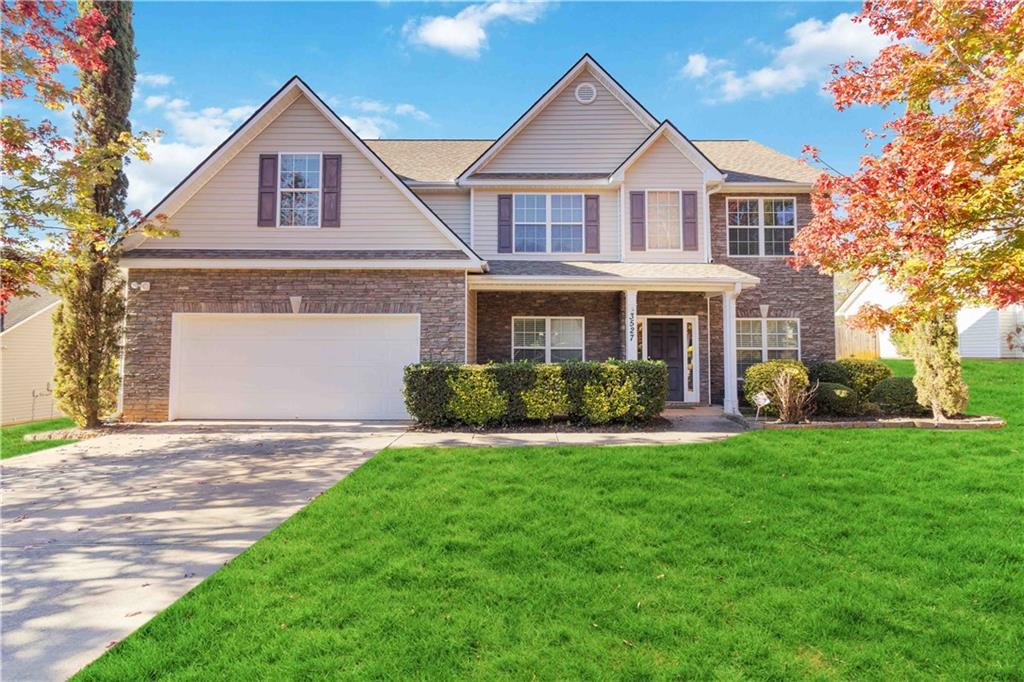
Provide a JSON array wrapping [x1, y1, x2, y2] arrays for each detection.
[[645, 317, 699, 402]]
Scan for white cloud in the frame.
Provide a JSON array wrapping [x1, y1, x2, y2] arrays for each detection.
[[126, 97, 256, 210], [684, 13, 893, 102], [394, 103, 430, 122], [349, 97, 390, 113], [403, 1, 546, 58], [341, 115, 398, 139], [137, 73, 174, 87]]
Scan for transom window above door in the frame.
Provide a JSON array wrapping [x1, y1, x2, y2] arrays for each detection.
[[513, 194, 584, 253], [727, 197, 796, 256], [512, 317, 584, 362], [279, 153, 321, 227]]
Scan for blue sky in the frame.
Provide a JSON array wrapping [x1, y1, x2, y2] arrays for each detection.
[[120, 1, 893, 210]]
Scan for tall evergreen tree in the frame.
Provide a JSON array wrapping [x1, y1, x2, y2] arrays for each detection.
[[51, 1, 140, 427]]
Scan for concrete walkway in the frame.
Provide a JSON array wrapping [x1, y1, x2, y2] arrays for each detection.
[[389, 407, 745, 448], [1, 421, 406, 681]]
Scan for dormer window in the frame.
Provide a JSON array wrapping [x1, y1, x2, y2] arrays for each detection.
[[279, 153, 321, 227]]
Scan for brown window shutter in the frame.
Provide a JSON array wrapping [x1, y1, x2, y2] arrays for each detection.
[[682, 191, 698, 250], [629, 191, 646, 251], [257, 154, 278, 227], [584, 194, 600, 254], [321, 154, 341, 227], [497, 194, 513, 253]]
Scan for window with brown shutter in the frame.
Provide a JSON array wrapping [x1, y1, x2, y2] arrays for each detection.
[[321, 154, 341, 228], [257, 154, 277, 227]]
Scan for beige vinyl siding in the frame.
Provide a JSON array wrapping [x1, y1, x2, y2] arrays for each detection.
[[1, 304, 61, 425], [414, 189, 471, 244], [142, 96, 452, 251], [480, 70, 652, 174], [623, 136, 705, 264], [472, 188, 620, 260]]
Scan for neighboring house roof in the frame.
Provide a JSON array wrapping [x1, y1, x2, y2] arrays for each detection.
[[835, 280, 874, 317], [366, 139, 491, 183], [476, 261, 759, 289], [1, 286, 59, 332], [360, 137, 816, 186], [134, 76, 483, 265]]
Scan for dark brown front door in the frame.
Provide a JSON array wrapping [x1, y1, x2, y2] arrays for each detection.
[[647, 319, 684, 401]]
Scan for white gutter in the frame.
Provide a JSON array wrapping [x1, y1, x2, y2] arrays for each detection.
[[120, 258, 488, 272]]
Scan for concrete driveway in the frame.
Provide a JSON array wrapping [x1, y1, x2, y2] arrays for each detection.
[[1, 421, 407, 681]]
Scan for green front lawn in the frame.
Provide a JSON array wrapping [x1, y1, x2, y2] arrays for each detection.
[[79, 360, 1023, 680], [1, 417, 76, 460]]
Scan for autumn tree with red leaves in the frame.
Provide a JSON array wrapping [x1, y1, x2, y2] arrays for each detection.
[[1, 0, 113, 312], [793, 0, 1023, 419]]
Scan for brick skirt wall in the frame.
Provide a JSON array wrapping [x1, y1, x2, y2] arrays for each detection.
[[475, 291, 622, 363], [122, 269, 466, 421]]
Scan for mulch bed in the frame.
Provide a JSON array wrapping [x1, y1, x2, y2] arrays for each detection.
[[408, 416, 675, 434], [743, 414, 1005, 430]]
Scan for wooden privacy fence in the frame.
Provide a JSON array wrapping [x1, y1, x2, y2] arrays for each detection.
[[836, 318, 879, 358]]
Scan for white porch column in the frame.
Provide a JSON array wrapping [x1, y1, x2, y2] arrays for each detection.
[[722, 288, 739, 414], [624, 289, 639, 360]]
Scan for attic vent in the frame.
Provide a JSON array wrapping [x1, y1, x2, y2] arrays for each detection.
[[574, 82, 598, 105]]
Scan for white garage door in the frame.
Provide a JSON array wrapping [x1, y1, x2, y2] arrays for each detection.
[[171, 314, 420, 420]]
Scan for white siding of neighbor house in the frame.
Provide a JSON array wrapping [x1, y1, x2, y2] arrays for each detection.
[[1, 304, 62, 425], [141, 95, 453, 251], [623, 135, 706, 264], [472, 187, 620, 260], [415, 189, 471, 244], [958, 306, 1001, 358], [479, 70, 652, 174], [999, 305, 1024, 358]]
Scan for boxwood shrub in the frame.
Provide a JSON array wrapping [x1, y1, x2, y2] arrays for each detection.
[[743, 360, 809, 416], [869, 376, 925, 415], [808, 360, 852, 386], [836, 358, 892, 397], [814, 382, 860, 417], [403, 360, 668, 427]]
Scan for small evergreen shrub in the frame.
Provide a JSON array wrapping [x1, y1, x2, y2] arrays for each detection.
[[836, 358, 892, 397], [743, 360, 809, 416], [869, 376, 925, 415], [521, 364, 568, 421], [808, 361, 852, 386], [446, 368, 507, 426], [404, 360, 667, 426], [814, 382, 861, 417]]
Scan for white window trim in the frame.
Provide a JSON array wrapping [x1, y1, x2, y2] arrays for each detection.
[[644, 189, 684, 252], [725, 196, 797, 257], [512, 193, 585, 255], [277, 152, 323, 229], [736, 317, 802, 369], [511, 316, 586, 362]]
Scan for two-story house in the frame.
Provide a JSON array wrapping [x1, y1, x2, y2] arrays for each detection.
[[120, 55, 834, 421]]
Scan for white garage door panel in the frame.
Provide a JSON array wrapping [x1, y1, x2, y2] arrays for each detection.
[[172, 315, 419, 420]]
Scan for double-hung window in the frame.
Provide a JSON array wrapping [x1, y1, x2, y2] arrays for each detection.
[[512, 317, 584, 362], [646, 190, 682, 250], [727, 197, 796, 256], [279, 153, 321, 227], [736, 318, 800, 380], [513, 194, 584, 254]]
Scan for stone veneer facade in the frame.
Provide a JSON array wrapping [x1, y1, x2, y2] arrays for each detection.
[[708, 192, 836, 403], [122, 269, 465, 421]]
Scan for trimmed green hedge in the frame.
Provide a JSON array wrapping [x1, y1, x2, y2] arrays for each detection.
[[403, 360, 668, 427], [808, 361, 852, 386]]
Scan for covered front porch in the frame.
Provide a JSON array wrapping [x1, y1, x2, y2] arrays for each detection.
[[467, 261, 759, 413]]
